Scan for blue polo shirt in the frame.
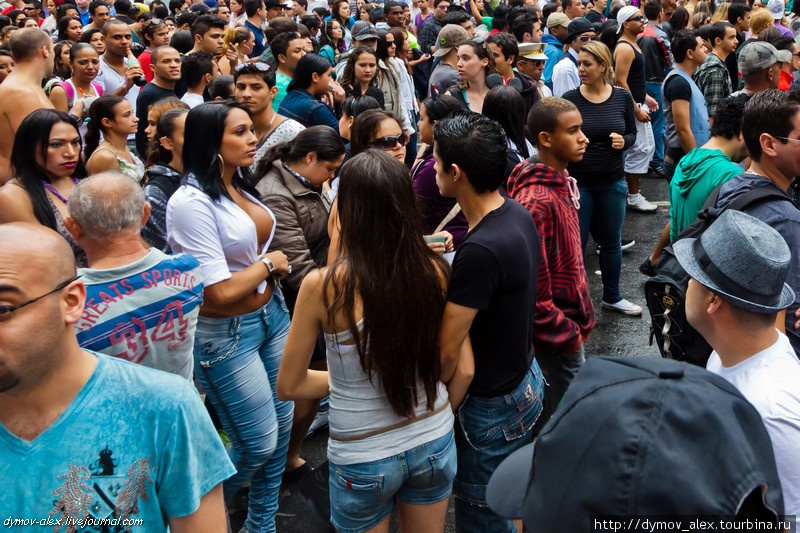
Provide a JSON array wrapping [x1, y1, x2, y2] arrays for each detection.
[[245, 19, 267, 58]]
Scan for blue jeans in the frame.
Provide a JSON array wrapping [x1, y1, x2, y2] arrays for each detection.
[[646, 81, 665, 169], [454, 360, 544, 533], [193, 291, 293, 533], [329, 430, 457, 533], [578, 178, 628, 303]]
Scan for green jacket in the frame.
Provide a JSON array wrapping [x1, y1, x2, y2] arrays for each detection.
[[669, 147, 743, 241]]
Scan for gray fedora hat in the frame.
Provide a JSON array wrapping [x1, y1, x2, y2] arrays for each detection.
[[673, 210, 795, 313]]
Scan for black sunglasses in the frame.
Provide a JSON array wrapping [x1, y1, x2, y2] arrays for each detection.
[[370, 133, 407, 150]]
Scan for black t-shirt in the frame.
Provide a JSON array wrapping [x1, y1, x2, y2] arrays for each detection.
[[135, 83, 177, 157], [447, 199, 541, 397], [663, 75, 692, 159], [585, 9, 604, 23]]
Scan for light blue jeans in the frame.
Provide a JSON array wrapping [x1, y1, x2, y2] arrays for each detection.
[[329, 430, 457, 533], [193, 290, 293, 533]]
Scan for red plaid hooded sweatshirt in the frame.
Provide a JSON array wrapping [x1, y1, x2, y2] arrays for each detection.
[[507, 161, 595, 354]]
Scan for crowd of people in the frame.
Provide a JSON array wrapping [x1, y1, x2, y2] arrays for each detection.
[[1, 0, 800, 530]]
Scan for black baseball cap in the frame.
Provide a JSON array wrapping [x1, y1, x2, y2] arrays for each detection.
[[487, 357, 785, 531]]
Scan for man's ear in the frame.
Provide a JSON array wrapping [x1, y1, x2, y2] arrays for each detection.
[[64, 216, 82, 240]]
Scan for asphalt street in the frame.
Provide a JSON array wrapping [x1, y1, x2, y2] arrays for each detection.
[[274, 174, 670, 532]]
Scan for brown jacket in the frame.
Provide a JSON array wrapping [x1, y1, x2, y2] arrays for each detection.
[[255, 160, 332, 299]]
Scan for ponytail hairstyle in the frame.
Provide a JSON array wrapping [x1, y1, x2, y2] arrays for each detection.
[[147, 107, 189, 167], [10, 109, 86, 230], [182, 101, 258, 201], [84, 95, 125, 160], [255, 125, 345, 178], [287, 52, 332, 92]]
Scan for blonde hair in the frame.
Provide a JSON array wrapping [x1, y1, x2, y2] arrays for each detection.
[[221, 26, 252, 58], [709, 2, 729, 24], [579, 40, 614, 84], [750, 8, 774, 36], [689, 11, 710, 29]]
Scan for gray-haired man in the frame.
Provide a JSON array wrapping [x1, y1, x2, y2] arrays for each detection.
[[65, 171, 204, 380], [677, 209, 800, 516]]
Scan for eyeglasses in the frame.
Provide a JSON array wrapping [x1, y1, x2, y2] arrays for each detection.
[[235, 61, 271, 72], [577, 34, 597, 42], [774, 136, 800, 143], [0, 275, 80, 323], [370, 133, 407, 150]]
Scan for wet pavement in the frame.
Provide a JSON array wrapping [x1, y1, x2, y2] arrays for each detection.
[[275, 174, 670, 532]]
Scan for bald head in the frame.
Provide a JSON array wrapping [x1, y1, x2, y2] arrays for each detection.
[[68, 172, 146, 241], [0, 223, 76, 282], [8, 27, 51, 62]]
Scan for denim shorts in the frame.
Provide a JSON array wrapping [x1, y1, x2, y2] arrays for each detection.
[[329, 430, 457, 533]]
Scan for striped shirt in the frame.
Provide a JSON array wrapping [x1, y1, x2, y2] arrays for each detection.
[[75, 249, 204, 380]]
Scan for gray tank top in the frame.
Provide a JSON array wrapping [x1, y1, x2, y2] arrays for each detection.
[[325, 320, 454, 466]]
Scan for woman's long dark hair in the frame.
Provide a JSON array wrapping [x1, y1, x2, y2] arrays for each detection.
[[52, 41, 73, 79], [147, 107, 189, 167], [350, 109, 402, 157], [182, 101, 257, 201], [322, 19, 347, 54], [339, 46, 378, 91], [84, 95, 124, 160], [482, 85, 529, 158], [325, 149, 448, 418], [330, 0, 352, 29], [255, 125, 345, 178], [57, 15, 81, 42], [10, 109, 86, 230], [287, 53, 331, 92], [375, 28, 391, 63]]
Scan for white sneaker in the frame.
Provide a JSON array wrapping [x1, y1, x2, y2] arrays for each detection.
[[627, 193, 658, 213], [601, 298, 643, 316]]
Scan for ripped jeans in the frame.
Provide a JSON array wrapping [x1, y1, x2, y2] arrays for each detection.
[[453, 359, 544, 533], [193, 290, 293, 533]]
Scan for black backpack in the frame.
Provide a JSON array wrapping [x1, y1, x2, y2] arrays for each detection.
[[644, 184, 792, 366]]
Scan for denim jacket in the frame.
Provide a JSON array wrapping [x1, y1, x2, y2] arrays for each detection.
[[277, 89, 339, 132]]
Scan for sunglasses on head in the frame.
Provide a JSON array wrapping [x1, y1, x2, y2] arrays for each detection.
[[235, 61, 271, 72], [370, 133, 407, 150]]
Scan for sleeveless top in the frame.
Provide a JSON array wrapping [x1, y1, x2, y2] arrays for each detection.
[[91, 147, 146, 182], [662, 67, 711, 153], [325, 319, 454, 465], [47, 194, 88, 268], [617, 40, 647, 104]]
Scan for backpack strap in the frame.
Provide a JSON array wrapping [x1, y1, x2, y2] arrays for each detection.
[[145, 173, 181, 200], [59, 80, 75, 109]]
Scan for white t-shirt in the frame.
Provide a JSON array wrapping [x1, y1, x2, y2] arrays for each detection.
[[706, 331, 800, 516], [180, 92, 205, 109]]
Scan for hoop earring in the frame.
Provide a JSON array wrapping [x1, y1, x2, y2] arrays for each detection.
[[217, 153, 225, 176]]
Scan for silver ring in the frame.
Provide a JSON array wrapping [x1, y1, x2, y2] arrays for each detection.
[[287, 264, 292, 274]]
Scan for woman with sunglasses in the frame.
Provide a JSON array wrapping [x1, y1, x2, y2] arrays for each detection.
[[350, 109, 407, 162], [0, 109, 87, 266], [166, 101, 292, 533], [277, 149, 462, 533], [562, 40, 642, 316], [339, 46, 385, 105], [374, 29, 411, 135], [449, 40, 496, 114], [278, 53, 341, 132]]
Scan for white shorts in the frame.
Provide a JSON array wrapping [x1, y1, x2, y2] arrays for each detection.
[[624, 104, 656, 174]]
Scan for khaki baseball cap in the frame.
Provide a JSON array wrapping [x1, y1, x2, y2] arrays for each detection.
[[433, 24, 470, 57], [546, 12, 570, 29]]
